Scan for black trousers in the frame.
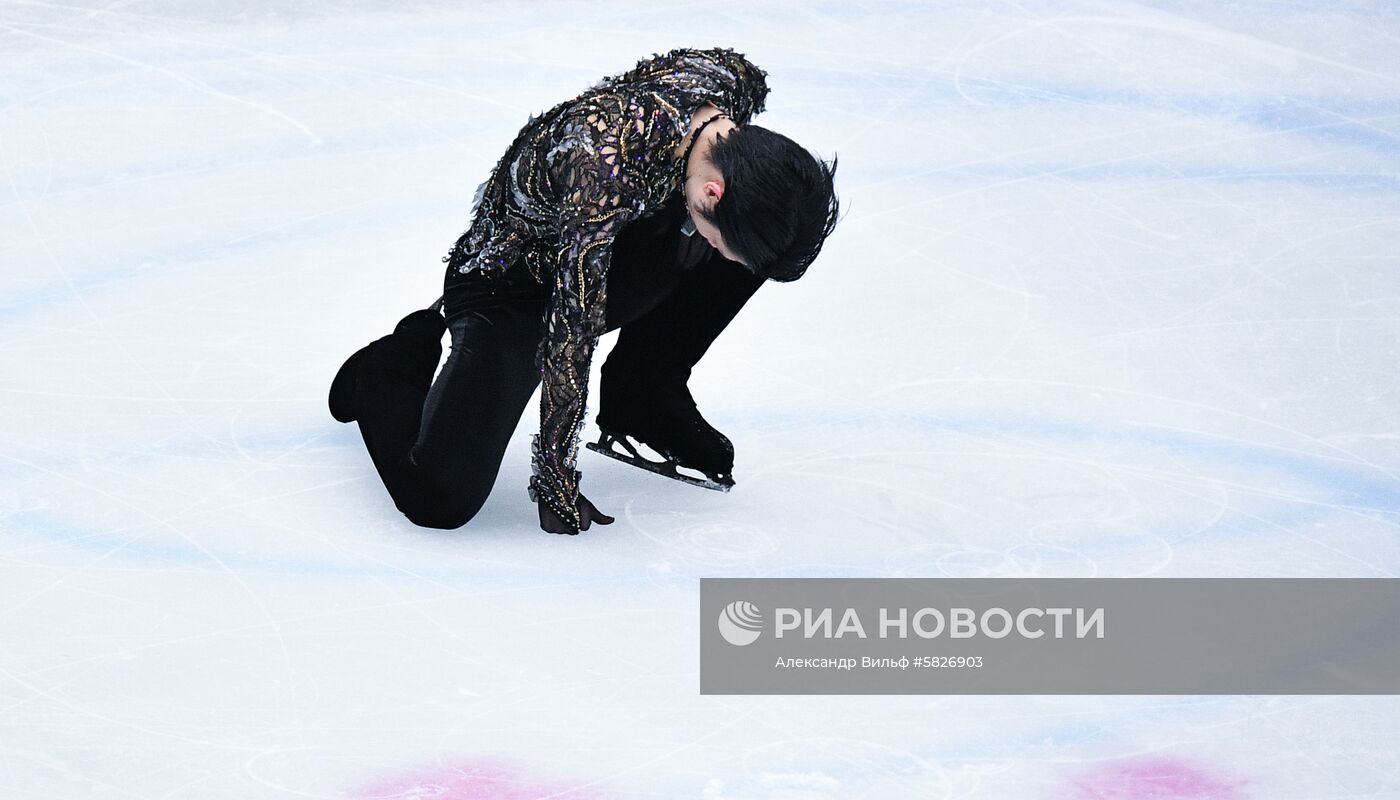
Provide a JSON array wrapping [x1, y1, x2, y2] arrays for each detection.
[[350, 199, 764, 529]]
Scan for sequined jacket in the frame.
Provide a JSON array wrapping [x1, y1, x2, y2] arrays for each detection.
[[441, 47, 770, 530]]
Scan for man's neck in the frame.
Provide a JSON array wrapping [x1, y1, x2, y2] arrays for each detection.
[[673, 103, 737, 163]]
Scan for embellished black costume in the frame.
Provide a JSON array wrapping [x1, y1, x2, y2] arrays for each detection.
[[440, 47, 770, 528]]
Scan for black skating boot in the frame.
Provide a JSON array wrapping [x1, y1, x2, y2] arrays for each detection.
[[590, 366, 735, 491], [589, 256, 764, 491], [329, 297, 445, 423]]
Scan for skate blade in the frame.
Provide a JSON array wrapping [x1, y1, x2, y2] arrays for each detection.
[[586, 431, 734, 493]]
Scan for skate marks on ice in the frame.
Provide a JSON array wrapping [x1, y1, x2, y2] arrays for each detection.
[[8, 397, 1397, 580], [715, 403, 1400, 578], [626, 513, 781, 569], [350, 757, 599, 800]]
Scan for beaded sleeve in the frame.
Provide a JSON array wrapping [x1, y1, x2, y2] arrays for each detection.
[[526, 101, 646, 531]]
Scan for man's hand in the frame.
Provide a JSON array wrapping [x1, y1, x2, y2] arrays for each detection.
[[538, 493, 615, 534]]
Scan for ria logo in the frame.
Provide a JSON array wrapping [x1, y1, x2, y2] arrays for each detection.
[[717, 601, 763, 646]]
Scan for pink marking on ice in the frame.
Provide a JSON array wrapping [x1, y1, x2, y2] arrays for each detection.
[[1066, 757, 1246, 799], [355, 759, 599, 800]]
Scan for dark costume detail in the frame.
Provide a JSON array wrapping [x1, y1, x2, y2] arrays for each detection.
[[439, 47, 770, 529]]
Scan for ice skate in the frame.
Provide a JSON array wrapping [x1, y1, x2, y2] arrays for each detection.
[[587, 427, 735, 492], [588, 380, 736, 491]]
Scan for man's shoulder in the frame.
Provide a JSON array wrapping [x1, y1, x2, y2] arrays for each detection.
[[626, 46, 769, 124], [601, 47, 763, 86]]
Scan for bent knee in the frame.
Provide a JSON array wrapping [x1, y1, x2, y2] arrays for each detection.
[[397, 484, 489, 530], [404, 508, 473, 530]]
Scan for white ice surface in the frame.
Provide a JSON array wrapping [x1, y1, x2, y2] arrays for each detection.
[[2, 1, 1399, 797]]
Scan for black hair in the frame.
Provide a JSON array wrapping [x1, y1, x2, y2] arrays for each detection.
[[692, 125, 839, 281]]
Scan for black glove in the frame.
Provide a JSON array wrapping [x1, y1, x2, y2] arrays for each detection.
[[537, 493, 615, 535]]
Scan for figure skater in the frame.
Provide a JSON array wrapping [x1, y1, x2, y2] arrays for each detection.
[[329, 47, 839, 534]]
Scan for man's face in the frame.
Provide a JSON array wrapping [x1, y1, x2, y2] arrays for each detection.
[[690, 211, 747, 266], [684, 176, 747, 266]]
